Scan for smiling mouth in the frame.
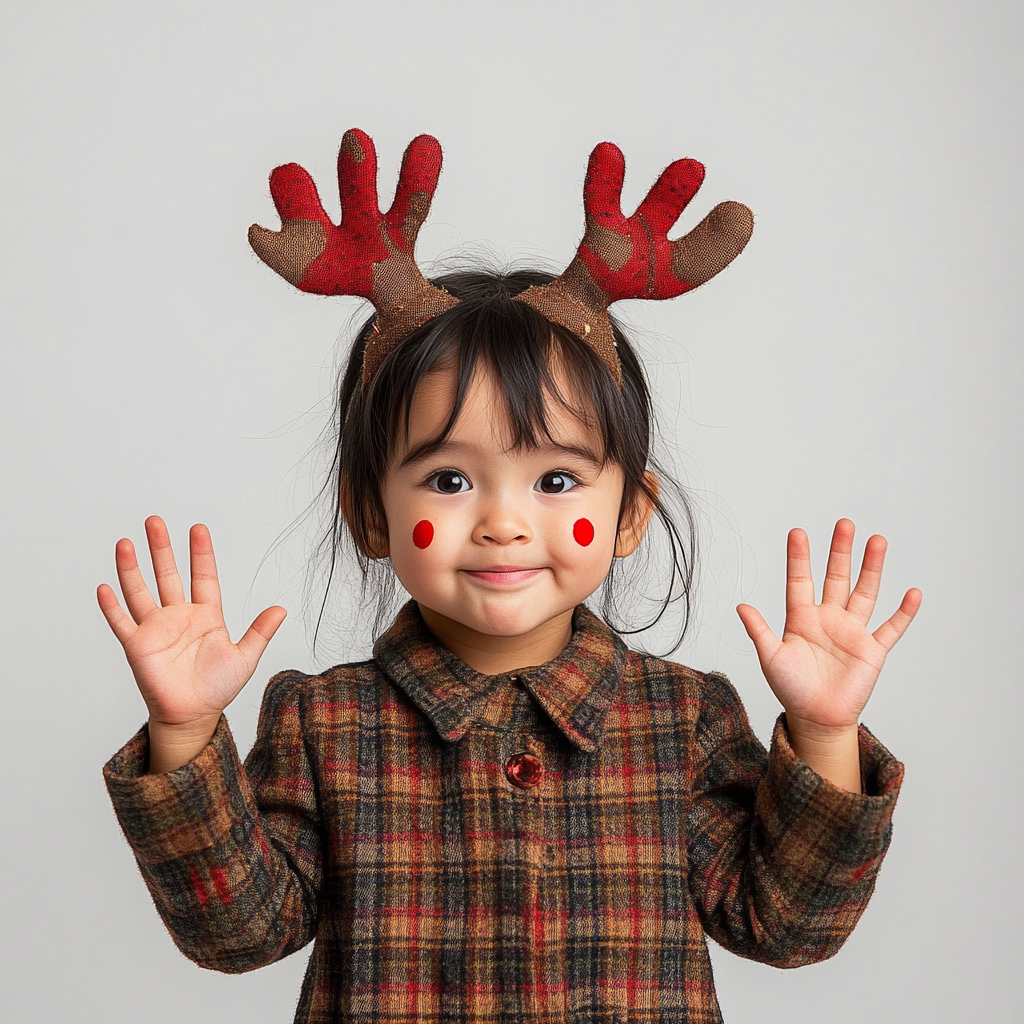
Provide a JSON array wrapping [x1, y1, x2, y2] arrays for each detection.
[[463, 567, 543, 585]]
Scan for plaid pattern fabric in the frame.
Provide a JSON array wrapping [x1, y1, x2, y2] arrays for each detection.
[[104, 601, 903, 1024]]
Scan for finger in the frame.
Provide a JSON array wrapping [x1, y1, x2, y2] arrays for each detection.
[[188, 524, 222, 607], [872, 588, 922, 653], [785, 528, 816, 612], [236, 606, 288, 671], [114, 537, 158, 623], [847, 534, 887, 624], [96, 583, 137, 646], [736, 603, 783, 664], [144, 515, 185, 606], [821, 518, 854, 606]]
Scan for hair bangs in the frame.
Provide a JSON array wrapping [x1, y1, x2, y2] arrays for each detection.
[[380, 300, 622, 471]]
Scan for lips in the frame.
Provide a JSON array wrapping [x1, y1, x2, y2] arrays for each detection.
[[463, 567, 543, 585]]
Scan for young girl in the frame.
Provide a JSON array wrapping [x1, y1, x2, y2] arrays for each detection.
[[100, 130, 921, 1024]]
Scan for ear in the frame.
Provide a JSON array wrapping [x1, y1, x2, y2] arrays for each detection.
[[340, 485, 391, 559], [614, 471, 659, 558]]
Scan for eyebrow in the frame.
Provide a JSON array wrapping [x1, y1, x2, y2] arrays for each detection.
[[400, 437, 605, 469]]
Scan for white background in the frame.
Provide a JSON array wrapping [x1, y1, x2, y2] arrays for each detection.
[[2, 2, 1021, 1020]]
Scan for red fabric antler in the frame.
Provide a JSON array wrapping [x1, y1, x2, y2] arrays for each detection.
[[515, 142, 754, 383], [248, 129, 459, 385]]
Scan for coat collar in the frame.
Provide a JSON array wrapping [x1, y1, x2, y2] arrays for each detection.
[[372, 601, 627, 753]]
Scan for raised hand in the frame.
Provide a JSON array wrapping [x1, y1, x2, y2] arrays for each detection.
[[736, 520, 921, 791], [97, 516, 286, 771]]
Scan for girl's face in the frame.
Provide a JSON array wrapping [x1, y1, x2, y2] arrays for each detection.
[[381, 365, 646, 668]]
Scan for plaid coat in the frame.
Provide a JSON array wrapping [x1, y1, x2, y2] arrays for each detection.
[[104, 601, 903, 1024]]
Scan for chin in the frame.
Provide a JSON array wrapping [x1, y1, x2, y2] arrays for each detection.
[[468, 598, 561, 638]]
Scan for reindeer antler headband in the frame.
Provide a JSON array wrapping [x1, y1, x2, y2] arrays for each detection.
[[249, 129, 754, 387]]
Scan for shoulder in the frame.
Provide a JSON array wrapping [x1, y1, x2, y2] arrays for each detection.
[[255, 658, 389, 725], [621, 648, 749, 732], [247, 661, 396, 770], [622, 647, 741, 704]]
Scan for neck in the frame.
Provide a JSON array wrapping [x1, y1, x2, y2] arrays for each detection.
[[417, 604, 574, 676]]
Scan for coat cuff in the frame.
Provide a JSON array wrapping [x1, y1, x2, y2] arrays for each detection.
[[760, 714, 904, 878], [102, 716, 252, 867]]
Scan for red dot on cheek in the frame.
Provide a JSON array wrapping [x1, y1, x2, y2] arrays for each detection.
[[573, 518, 595, 547], [412, 520, 434, 549]]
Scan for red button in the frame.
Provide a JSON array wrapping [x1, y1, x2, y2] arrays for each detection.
[[506, 752, 544, 789]]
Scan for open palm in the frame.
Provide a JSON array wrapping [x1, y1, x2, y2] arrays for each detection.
[[97, 516, 286, 730], [737, 520, 921, 731]]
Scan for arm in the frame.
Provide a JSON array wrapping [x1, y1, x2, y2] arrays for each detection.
[[686, 671, 903, 967], [98, 516, 319, 970], [103, 673, 323, 971], [686, 520, 918, 965]]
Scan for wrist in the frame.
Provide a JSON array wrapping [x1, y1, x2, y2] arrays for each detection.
[[785, 714, 859, 746], [146, 715, 220, 774], [784, 714, 862, 794]]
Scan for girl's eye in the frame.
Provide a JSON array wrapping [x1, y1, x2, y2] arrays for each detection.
[[536, 471, 579, 494], [428, 470, 471, 494]]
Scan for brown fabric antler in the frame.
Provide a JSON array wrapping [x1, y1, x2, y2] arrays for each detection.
[[248, 129, 459, 386], [250, 133, 753, 389], [514, 142, 754, 384]]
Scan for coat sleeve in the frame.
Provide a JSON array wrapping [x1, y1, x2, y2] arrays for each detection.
[[685, 670, 903, 967], [102, 672, 323, 973]]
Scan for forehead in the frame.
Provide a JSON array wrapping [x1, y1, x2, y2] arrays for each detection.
[[403, 364, 602, 455]]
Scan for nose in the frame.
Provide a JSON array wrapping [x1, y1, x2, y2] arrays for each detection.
[[472, 490, 532, 546]]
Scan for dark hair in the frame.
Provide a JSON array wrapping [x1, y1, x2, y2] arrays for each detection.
[[314, 267, 697, 654]]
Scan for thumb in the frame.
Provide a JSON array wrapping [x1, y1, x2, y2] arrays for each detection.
[[236, 606, 288, 672], [736, 604, 782, 664]]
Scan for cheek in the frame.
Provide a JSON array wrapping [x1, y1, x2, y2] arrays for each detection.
[[573, 518, 595, 546], [389, 517, 449, 602]]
